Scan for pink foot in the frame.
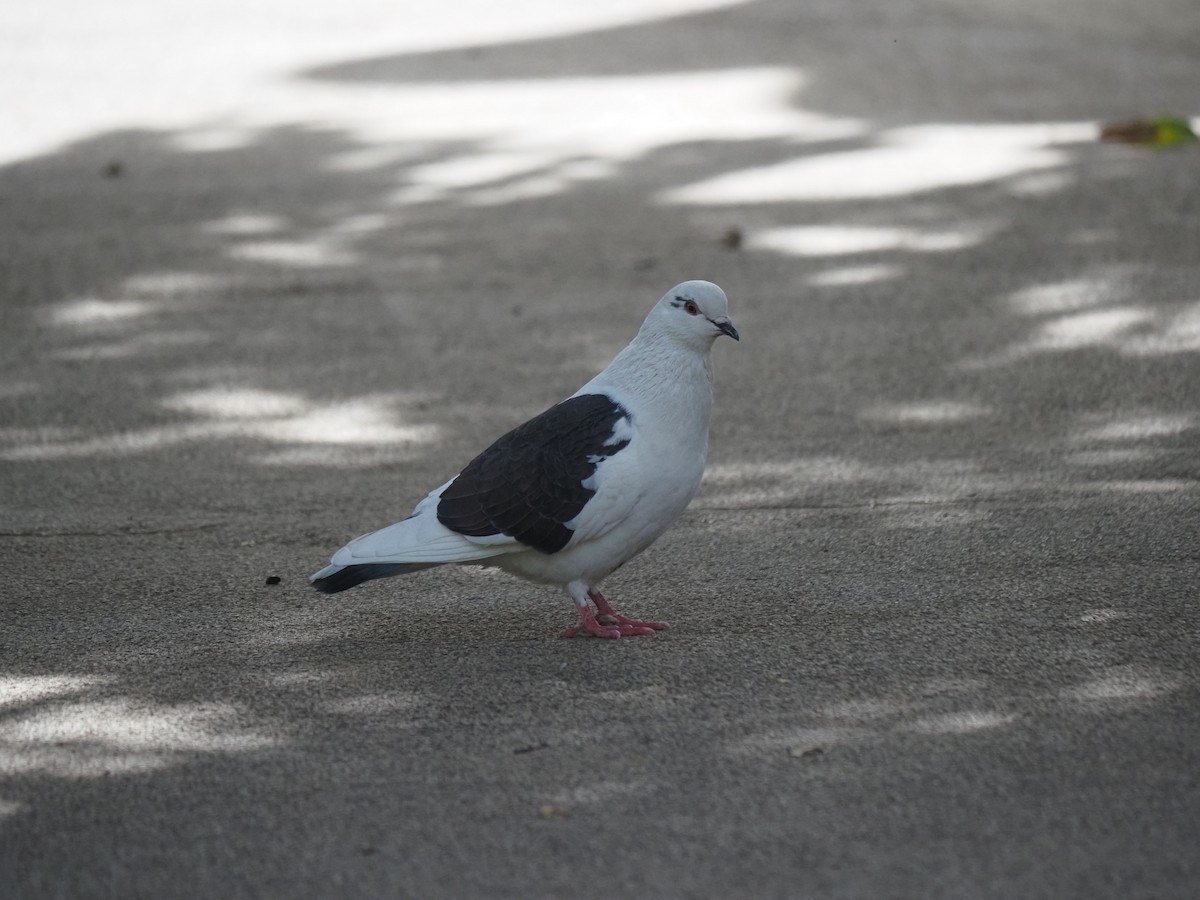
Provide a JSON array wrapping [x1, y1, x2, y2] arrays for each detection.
[[591, 589, 668, 634], [559, 605, 621, 639]]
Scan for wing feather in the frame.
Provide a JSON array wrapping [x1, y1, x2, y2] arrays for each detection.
[[436, 394, 632, 554]]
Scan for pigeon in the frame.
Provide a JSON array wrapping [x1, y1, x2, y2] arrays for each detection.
[[310, 280, 739, 638]]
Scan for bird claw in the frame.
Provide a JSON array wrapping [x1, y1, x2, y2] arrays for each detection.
[[597, 613, 668, 633], [559, 606, 666, 639], [559, 621, 620, 639]]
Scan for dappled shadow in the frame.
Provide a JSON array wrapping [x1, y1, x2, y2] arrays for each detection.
[[3, 0, 1200, 896], [306, 0, 1200, 123]]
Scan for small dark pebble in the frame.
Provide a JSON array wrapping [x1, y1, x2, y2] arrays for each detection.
[[265, 575, 282, 585], [719, 227, 743, 250], [514, 741, 550, 755], [101, 160, 124, 178]]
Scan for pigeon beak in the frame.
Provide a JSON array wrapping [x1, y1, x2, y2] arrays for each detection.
[[712, 316, 740, 341]]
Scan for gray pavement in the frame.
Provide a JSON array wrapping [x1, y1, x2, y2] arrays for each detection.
[[3, 1, 1199, 898]]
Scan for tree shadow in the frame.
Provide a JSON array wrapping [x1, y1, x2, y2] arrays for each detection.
[[2, 1, 1199, 896]]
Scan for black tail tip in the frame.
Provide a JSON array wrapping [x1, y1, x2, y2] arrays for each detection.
[[309, 562, 422, 594]]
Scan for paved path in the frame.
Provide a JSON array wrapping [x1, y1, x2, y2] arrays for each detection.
[[3, 1, 1198, 897]]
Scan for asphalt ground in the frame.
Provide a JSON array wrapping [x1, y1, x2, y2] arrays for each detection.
[[2, 1, 1199, 897]]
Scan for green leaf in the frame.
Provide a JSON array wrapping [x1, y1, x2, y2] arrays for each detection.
[[1100, 115, 1198, 147]]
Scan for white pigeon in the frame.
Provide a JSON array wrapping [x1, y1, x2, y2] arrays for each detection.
[[311, 280, 739, 638]]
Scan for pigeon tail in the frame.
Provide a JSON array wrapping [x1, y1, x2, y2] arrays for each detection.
[[310, 561, 437, 594]]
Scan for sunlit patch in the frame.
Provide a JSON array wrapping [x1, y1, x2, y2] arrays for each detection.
[[0, 381, 39, 400], [0, 799, 24, 821], [662, 123, 1089, 204], [1035, 307, 1153, 349], [1061, 666, 1178, 703], [378, 67, 865, 204], [966, 307, 1153, 368], [750, 223, 991, 257], [402, 155, 618, 206], [1005, 170, 1074, 196], [0, 674, 115, 711], [468, 174, 571, 205], [327, 145, 427, 172], [861, 400, 990, 424], [1074, 479, 1199, 494], [255, 671, 333, 688], [123, 271, 227, 295], [407, 150, 559, 192], [0, 699, 276, 776], [254, 446, 426, 466], [3, 0, 769, 166], [1, 424, 219, 460], [321, 692, 423, 716], [697, 460, 864, 506], [547, 780, 647, 806], [1074, 608, 1132, 625], [1007, 278, 1123, 316], [704, 457, 879, 486], [171, 126, 258, 153], [49, 297, 157, 327], [698, 456, 1004, 510], [1122, 301, 1200, 355], [330, 212, 393, 234], [203, 213, 291, 235], [1065, 448, 1163, 466], [905, 711, 1016, 734], [51, 331, 214, 362], [266, 401, 440, 446], [471, 161, 620, 205], [3, 390, 439, 461], [1078, 413, 1195, 442], [230, 239, 358, 267], [806, 264, 903, 287], [164, 388, 309, 420], [1066, 228, 1120, 246]]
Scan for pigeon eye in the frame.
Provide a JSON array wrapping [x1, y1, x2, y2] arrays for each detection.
[[684, 300, 700, 316]]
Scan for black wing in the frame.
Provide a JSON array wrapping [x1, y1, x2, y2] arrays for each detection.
[[437, 394, 632, 554]]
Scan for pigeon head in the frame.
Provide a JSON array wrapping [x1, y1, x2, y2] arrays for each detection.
[[647, 280, 739, 347]]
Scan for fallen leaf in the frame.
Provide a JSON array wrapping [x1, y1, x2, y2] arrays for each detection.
[[1100, 116, 1198, 147]]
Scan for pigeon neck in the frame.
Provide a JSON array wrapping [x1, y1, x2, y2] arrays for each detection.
[[601, 329, 715, 400]]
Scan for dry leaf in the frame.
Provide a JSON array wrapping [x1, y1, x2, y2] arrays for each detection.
[[1100, 116, 1198, 147]]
